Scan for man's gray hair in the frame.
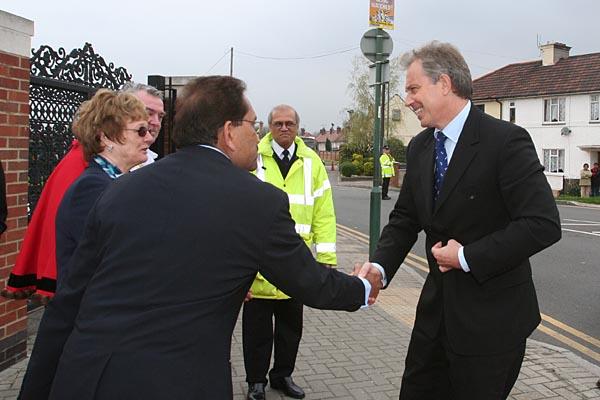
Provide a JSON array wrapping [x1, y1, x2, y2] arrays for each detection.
[[121, 81, 163, 99], [268, 104, 300, 125], [400, 41, 472, 99]]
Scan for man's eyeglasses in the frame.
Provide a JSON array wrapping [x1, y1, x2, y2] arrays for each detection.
[[125, 126, 151, 137], [272, 121, 297, 129], [236, 120, 259, 130]]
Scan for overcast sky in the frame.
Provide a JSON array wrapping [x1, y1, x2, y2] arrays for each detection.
[[3, 0, 598, 132]]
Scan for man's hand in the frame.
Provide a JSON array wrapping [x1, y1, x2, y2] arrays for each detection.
[[244, 289, 253, 302], [431, 239, 462, 273], [352, 262, 383, 305]]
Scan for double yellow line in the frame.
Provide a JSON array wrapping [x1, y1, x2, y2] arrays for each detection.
[[336, 223, 600, 364]]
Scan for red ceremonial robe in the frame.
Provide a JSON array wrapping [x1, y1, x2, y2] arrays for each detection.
[[2, 140, 87, 301]]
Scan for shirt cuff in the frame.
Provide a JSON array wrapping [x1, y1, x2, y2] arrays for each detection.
[[458, 246, 470, 272], [358, 277, 372, 308], [369, 262, 388, 287]]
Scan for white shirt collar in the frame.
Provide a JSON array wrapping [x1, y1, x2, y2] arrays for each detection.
[[434, 101, 471, 144], [271, 139, 296, 160], [199, 144, 228, 159]]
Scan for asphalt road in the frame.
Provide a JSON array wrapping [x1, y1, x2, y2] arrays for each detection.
[[332, 182, 600, 366]]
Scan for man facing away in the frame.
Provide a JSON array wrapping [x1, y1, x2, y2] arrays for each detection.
[[380, 144, 395, 200], [357, 41, 561, 399], [18, 76, 381, 400], [243, 105, 335, 400]]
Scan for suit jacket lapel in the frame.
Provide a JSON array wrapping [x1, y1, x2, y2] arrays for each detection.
[[433, 107, 481, 213], [418, 129, 435, 218]]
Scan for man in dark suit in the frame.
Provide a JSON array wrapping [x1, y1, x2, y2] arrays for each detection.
[[357, 41, 561, 399], [18, 76, 381, 400]]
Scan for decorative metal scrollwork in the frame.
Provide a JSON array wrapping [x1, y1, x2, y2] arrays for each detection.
[[28, 43, 132, 217], [30, 42, 131, 89]]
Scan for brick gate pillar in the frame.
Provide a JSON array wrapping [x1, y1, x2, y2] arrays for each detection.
[[0, 10, 34, 370]]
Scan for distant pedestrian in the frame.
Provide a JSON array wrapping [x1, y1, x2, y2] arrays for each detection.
[[580, 163, 592, 198], [380, 145, 395, 200], [256, 120, 268, 138], [590, 162, 599, 196]]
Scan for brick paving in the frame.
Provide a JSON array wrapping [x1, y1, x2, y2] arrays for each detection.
[[0, 229, 598, 399]]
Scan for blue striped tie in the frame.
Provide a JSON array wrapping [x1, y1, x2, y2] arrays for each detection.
[[433, 132, 448, 203]]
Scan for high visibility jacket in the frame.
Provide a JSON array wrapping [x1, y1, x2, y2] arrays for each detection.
[[250, 133, 337, 300], [380, 153, 395, 178]]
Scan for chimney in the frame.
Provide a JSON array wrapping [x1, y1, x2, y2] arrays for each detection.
[[539, 42, 571, 66]]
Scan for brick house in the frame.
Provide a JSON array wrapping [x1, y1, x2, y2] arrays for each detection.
[[472, 42, 600, 191]]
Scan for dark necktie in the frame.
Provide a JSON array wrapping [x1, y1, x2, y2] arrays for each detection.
[[282, 149, 290, 164], [433, 132, 448, 203]]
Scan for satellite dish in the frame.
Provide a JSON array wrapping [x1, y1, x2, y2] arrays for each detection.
[[560, 127, 571, 136]]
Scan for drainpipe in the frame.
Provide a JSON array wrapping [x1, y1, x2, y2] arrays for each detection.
[[495, 99, 503, 120]]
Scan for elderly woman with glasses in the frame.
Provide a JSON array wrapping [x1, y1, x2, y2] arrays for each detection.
[[55, 89, 152, 289]]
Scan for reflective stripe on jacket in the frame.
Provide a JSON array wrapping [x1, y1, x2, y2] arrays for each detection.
[[251, 133, 337, 300]]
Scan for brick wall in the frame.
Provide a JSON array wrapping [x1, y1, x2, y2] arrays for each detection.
[[0, 49, 30, 369]]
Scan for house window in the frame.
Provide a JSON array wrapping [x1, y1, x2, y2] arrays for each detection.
[[543, 97, 565, 122], [543, 149, 565, 173], [391, 109, 401, 121], [476, 104, 485, 112], [591, 95, 599, 121], [509, 102, 516, 123]]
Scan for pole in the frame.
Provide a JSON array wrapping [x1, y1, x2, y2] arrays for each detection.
[[381, 83, 386, 145], [369, 28, 384, 257], [386, 83, 391, 138], [230, 47, 233, 76]]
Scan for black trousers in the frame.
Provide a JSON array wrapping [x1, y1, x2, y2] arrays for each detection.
[[399, 323, 526, 400], [242, 298, 303, 384], [382, 177, 391, 198]]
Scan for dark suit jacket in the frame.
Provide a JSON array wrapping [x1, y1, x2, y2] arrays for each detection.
[[19, 146, 365, 400], [372, 106, 561, 356], [55, 161, 112, 288]]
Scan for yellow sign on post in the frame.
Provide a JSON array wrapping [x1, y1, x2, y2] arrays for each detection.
[[369, 0, 394, 30]]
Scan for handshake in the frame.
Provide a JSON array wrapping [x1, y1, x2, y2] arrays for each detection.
[[351, 262, 383, 306]]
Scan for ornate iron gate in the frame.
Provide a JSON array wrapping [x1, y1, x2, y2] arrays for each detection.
[[28, 43, 131, 216], [147, 75, 177, 159]]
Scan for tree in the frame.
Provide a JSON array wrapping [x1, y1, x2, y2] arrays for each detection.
[[325, 138, 332, 152], [386, 137, 406, 163], [344, 55, 402, 148]]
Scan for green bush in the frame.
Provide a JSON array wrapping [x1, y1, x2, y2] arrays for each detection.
[[352, 153, 364, 163], [351, 159, 364, 175], [340, 161, 356, 177], [339, 143, 371, 163], [363, 161, 374, 176]]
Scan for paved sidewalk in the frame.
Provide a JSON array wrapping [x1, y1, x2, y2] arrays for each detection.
[[1, 232, 599, 399]]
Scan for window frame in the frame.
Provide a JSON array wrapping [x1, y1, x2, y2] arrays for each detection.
[[543, 97, 566, 123], [542, 148, 565, 173], [590, 94, 599, 122], [509, 101, 516, 123]]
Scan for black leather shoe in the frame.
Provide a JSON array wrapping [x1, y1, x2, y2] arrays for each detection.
[[382, 196, 392, 200], [246, 383, 266, 400], [270, 377, 305, 399]]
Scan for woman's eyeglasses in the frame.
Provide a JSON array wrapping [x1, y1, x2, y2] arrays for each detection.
[[125, 126, 150, 137]]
